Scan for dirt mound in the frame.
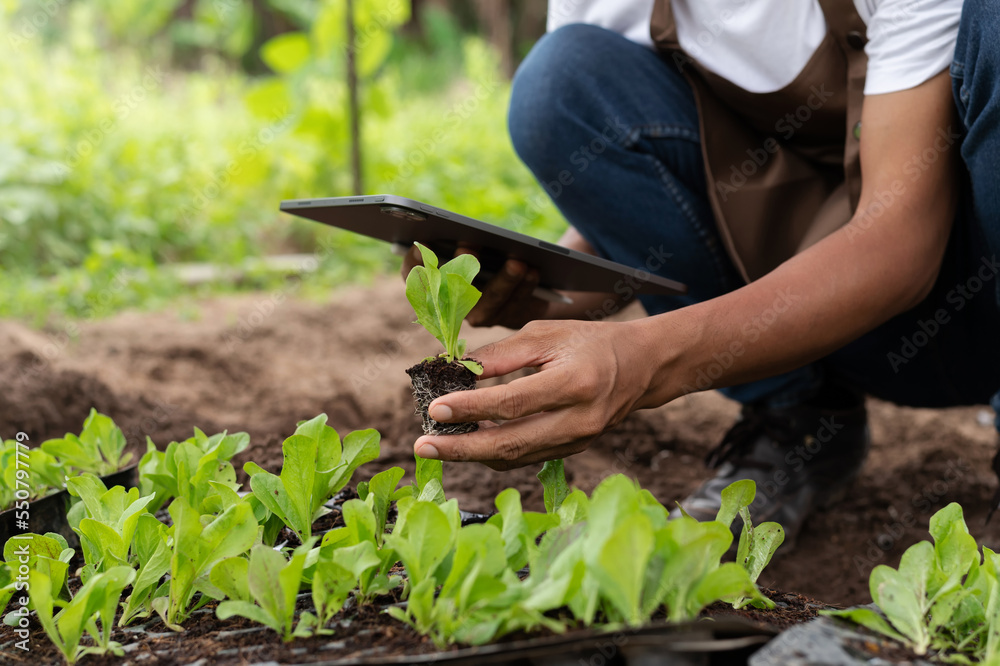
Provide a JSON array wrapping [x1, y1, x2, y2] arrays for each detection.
[[0, 279, 997, 606]]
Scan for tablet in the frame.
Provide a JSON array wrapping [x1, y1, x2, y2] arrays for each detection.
[[279, 194, 687, 296]]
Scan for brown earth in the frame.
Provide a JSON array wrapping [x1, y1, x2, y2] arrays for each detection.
[[1, 278, 999, 612]]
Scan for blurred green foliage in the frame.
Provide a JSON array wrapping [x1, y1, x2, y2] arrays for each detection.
[[0, 0, 563, 323]]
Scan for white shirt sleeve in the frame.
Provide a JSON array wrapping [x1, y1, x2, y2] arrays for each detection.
[[862, 0, 964, 95]]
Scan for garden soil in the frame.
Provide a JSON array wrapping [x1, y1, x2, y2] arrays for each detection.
[[2, 279, 998, 609]]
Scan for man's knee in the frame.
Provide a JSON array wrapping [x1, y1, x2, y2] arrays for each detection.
[[508, 24, 623, 174]]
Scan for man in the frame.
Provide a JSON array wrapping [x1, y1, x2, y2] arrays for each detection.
[[403, 0, 1000, 546]]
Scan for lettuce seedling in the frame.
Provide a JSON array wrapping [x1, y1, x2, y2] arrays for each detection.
[[537, 459, 569, 514], [404, 243, 484, 436], [405, 242, 483, 374], [0, 563, 15, 618], [719, 480, 785, 609], [825, 502, 982, 658], [152, 496, 258, 630], [216, 543, 314, 642], [30, 565, 136, 663], [2, 533, 74, 622], [40, 409, 131, 477], [66, 474, 156, 578], [246, 415, 379, 543], [139, 428, 250, 514], [319, 497, 402, 603], [1, 438, 64, 510], [119, 514, 172, 626]]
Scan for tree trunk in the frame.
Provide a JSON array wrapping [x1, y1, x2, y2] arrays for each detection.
[[346, 0, 364, 194]]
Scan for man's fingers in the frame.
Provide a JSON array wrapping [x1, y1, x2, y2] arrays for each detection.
[[467, 322, 561, 380], [494, 268, 541, 326], [466, 259, 527, 326], [429, 370, 572, 423], [400, 244, 421, 280], [414, 412, 590, 467]]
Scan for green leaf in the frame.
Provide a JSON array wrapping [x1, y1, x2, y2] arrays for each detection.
[[329, 428, 380, 494], [415, 455, 443, 495], [716, 479, 755, 528], [211, 557, 251, 602], [592, 512, 654, 625], [217, 600, 274, 629], [385, 501, 454, 585], [260, 32, 311, 74], [823, 607, 907, 644], [363, 467, 403, 542], [417, 478, 447, 505], [537, 459, 569, 514], [405, 242, 483, 361]]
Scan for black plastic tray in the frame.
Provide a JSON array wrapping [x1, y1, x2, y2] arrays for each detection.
[[0, 464, 139, 550]]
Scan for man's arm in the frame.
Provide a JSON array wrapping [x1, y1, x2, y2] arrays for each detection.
[[414, 70, 959, 469]]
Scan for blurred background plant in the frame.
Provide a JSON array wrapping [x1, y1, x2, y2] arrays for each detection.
[[0, 0, 563, 323]]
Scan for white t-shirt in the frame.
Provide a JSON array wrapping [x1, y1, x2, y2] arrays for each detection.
[[546, 0, 963, 95]]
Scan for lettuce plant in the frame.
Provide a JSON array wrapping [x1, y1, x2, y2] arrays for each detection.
[[2, 533, 75, 622], [405, 242, 484, 375], [66, 474, 156, 578], [152, 496, 258, 630], [40, 409, 131, 477], [139, 428, 250, 514], [30, 565, 136, 663], [215, 543, 314, 641], [825, 502, 991, 660], [320, 497, 402, 603], [1, 438, 64, 510], [246, 415, 379, 542], [119, 514, 172, 626], [0, 563, 15, 617]]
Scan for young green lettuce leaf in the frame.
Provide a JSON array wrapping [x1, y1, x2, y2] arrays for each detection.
[[1, 439, 64, 510], [537, 459, 569, 514], [66, 474, 156, 576], [139, 428, 250, 514], [119, 513, 172, 626], [405, 242, 484, 375], [246, 416, 380, 542], [30, 565, 136, 663], [40, 409, 131, 477], [824, 502, 982, 658], [2, 533, 75, 621], [216, 543, 314, 642], [153, 496, 258, 630]]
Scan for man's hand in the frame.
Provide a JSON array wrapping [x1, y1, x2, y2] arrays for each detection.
[[412, 318, 660, 470]]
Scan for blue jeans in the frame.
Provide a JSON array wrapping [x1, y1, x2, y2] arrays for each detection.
[[507, 3, 1000, 424]]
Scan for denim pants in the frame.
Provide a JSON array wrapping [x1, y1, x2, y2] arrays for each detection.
[[507, 1, 1000, 427]]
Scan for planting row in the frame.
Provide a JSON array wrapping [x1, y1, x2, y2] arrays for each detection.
[[2, 409, 133, 512], [1, 412, 784, 663]]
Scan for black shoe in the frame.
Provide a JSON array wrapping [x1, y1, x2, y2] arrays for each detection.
[[671, 392, 870, 550]]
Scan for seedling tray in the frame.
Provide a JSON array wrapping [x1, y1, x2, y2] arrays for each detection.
[[0, 464, 138, 550]]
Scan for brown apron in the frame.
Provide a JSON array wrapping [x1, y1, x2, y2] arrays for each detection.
[[650, 0, 868, 282]]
